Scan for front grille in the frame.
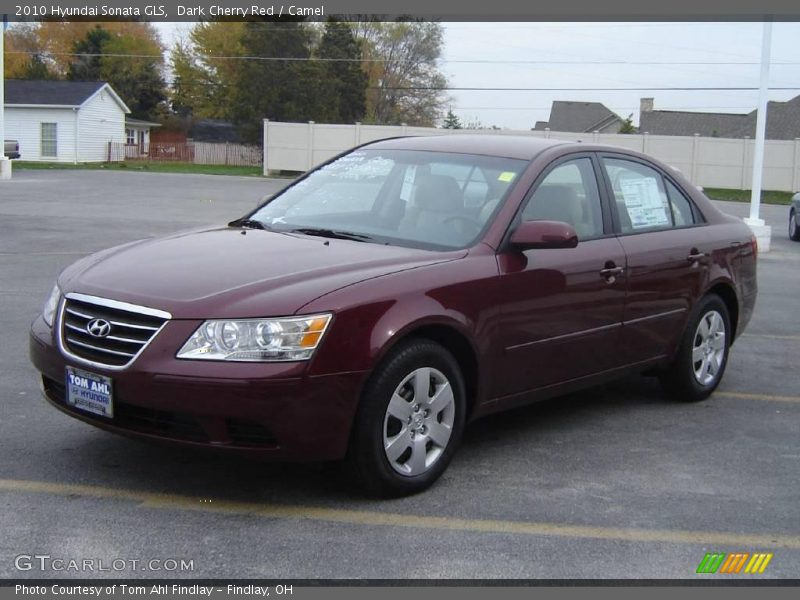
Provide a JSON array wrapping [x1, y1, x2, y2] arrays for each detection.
[[115, 403, 209, 442], [226, 418, 278, 447], [61, 295, 168, 367], [43, 375, 208, 442]]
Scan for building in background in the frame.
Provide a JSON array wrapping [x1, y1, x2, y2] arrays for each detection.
[[3, 80, 129, 162], [639, 96, 800, 139], [125, 117, 161, 152], [534, 101, 625, 133]]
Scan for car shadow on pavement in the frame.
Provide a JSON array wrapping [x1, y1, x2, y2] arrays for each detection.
[[26, 374, 680, 504]]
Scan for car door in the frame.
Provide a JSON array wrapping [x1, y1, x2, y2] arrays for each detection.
[[493, 154, 628, 397], [598, 154, 710, 365]]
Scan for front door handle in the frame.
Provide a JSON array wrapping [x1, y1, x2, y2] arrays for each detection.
[[687, 251, 707, 262], [599, 262, 624, 284]]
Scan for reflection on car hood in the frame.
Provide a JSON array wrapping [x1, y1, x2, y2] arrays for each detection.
[[59, 227, 463, 318]]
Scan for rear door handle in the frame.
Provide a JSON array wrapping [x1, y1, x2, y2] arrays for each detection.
[[599, 266, 624, 278], [687, 252, 707, 262]]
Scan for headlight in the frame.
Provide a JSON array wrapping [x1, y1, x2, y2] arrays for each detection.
[[176, 314, 332, 362], [42, 284, 61, 328]]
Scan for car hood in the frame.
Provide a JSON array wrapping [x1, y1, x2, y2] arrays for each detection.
[[59, 227, 464, 319]]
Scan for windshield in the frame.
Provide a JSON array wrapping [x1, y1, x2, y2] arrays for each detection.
[[249, 149, 528, 250]]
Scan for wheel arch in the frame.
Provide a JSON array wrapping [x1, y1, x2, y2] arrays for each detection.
[[705, 280, 740, 341], [372, 319, 482, 420]]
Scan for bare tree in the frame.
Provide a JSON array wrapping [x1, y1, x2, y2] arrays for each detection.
[[351, 19, 448, 126]]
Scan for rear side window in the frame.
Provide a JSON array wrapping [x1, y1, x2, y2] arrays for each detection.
[[603, 158, 672, 233], [666, 180, 702, 226], [522, 158, 604, 240]]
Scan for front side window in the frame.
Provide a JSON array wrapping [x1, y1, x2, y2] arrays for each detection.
[[251, 149, 528, 250], [521, 158, 604, 240], [41, 123, 57, 158]]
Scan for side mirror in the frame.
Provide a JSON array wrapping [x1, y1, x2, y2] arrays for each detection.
[[510, 220, 579, 250]]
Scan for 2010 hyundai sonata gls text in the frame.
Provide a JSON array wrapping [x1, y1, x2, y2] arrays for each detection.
[[30, 135, 757, 496]]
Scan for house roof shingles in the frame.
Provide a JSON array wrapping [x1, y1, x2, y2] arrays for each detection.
[[639, 110, 749, 138], [640, 95, 800, 140], [536, 101, 622, 133], [4, 79, 106, 106]]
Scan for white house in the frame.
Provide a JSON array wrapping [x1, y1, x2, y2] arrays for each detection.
[[125, 117, 160, 148], [3, 80, 130, 163]]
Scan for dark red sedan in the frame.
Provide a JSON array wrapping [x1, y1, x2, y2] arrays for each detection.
[[30, 135, 757, 495]]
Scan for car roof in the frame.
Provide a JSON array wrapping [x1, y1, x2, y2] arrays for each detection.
[[364, 134, 573, 161]]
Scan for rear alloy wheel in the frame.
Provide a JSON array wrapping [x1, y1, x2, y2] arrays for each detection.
[[659, 295, 731, 402], [347, 340, 466, 496], [690, 310, 727, 386], [790, 210, 800, 241]]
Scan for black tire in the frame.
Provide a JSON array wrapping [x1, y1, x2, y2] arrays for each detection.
[[789, 209, 800, 241], [346, 339, 466, 497], [659, 294, 731, 402]]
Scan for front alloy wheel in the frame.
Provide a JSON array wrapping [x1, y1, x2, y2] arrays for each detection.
[[347, 339, 466, 496], [383, 367, 456, 477]]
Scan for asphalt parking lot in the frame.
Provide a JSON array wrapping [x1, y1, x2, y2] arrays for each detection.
[[1, 169, 798, 579]]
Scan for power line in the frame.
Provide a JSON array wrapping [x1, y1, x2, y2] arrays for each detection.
[[6, 50, 800, 66], [160, 79, 800, 92], [455, 106, 763, 111], [378, 86, 800, 91]]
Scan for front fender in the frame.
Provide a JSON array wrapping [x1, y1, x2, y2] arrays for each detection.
[[307, 293, 478, 375]]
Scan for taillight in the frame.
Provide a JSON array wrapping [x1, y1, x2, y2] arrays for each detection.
[[750, 234, 758, 259]]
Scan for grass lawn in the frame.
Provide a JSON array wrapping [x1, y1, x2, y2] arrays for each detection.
[[13, 161, 264, 177], [703, 187, 794, 205]]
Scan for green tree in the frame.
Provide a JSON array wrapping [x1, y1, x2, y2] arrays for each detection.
[[102, 34, 167, 120], [351, 20, 448, 126], [168, 22, 247, 120], [442, 108, 462, 129], [68, 26, 112, 81], [618, 114, 637, 134], [4, 23, 57, 79], [63, 24, 167, 120], [317, 19, 367, 123], [231, 19, 331, 143]]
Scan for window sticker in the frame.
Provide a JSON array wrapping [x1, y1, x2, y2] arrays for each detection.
[[497, 171, 516, 183], [400, 165, 417, 201], [619, 177, 670, 229]]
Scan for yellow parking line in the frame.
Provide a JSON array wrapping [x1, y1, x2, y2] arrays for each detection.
[[715, 391, 800, 404], [742, 333, 800, 342], [1, 478, 799, 548]]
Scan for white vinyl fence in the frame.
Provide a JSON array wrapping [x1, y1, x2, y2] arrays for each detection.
[[263, 119, 800, 192]]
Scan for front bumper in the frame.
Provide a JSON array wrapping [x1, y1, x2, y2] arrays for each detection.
[[30, 315, 368, 461]]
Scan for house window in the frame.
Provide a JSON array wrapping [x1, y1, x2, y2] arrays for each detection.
[[41, 123, 57, 158], [126, 129, 136, 145]]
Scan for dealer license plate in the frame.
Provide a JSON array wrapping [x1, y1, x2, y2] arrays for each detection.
[[65, 367, 113, 418]]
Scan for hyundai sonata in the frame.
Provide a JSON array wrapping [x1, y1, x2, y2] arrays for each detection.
[[30, 135, 758, 495]]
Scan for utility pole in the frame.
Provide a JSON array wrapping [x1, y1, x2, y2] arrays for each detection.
[[744, 20, 773, 252], [0, 14, 12, 180]]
